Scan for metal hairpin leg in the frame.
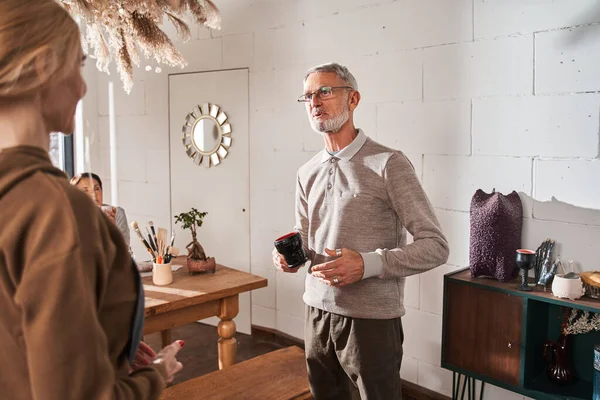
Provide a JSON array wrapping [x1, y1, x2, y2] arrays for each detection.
[[452, 372, 485, 400]]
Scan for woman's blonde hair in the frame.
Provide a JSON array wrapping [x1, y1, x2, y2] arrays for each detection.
[[0, 0, 81, 99]]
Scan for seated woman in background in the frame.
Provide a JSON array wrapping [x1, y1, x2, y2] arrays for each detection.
[[71, 172, 131, 247]]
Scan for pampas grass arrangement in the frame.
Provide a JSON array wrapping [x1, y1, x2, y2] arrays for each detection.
[[60, 0, 221, 92]]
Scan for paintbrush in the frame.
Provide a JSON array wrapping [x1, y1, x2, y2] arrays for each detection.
[[147, 233, 156, 252], [165, 246, 179, 264], [146, 227, 157, 252], [164, 232, 177, 263], [131, 221, 156, 261], [148, 221, 158, 250], [157, 228, 168, 260]]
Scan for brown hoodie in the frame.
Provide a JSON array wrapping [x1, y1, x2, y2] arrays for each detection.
[[0, 146, 168, 399]]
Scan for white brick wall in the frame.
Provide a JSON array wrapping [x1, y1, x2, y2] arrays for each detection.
[[401, 356, 419, 384], [276, 310, 305, 339], [473, 94, 600, 157], [533, 160, 600, 228], [303, 0, 472, 61], [250, 65, 306, 111], [353, 103, 377, 141], [536, 24, 600, 94], [535, 159, 600, 219], [250, 267, 277, 309], [252, 304, 276, 329], [474, 0, 600, 39], [522, 218, 600, 274], [276, 269, 306, 318], [424, 36, 533, 99], [353, 51, 423, 103], [97, 114, 169, 150], [423, 155, 533, 215], [437, 209, 470, 267], [83, 1, 600, 398], [97, 74, 146, 117], [420, 264, 462, 315], [173, 37, 223, 72], [403, 275, 420, 309], [403, 308, 443, 366], [377, 100, 471, 155], [254, 25, 306, 71], [222, 33, 254, 69], [418, 361, 453, 396]]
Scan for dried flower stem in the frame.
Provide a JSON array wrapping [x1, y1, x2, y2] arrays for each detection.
[[60, 0, 221, 93], [561, 307, 600, 335]]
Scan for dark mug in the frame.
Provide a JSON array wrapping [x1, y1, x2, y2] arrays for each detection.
[[274, 232, 308, 268]]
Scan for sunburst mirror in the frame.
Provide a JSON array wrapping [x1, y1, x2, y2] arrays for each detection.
[[182, 103, 232, 167]]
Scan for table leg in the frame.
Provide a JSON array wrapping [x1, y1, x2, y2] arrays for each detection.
[[218, 295, 239, 369], [161, 329, 172, 348]]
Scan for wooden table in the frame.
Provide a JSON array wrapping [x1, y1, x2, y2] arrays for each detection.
[[143, 264, 267, 369]]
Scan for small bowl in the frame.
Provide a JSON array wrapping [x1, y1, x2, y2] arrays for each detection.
[[552, 274, 585, 300]]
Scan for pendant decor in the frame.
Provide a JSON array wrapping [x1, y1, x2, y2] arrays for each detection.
[[182, 103, 232, 168], [60, 0, 221, 93]]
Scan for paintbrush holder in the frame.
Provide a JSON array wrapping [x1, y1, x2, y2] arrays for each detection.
[[153, 263, 173, 286]]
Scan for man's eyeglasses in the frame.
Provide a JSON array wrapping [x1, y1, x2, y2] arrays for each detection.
[[297, 86, 354, 103]]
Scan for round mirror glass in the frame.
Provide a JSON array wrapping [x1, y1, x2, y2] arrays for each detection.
[[192, 117, 222, 154]]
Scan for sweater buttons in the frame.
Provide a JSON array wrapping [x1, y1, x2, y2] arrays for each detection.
[[327, 183, 332, 189]]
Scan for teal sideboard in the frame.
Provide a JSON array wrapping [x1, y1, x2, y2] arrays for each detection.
[[442, 268, 600, 400]]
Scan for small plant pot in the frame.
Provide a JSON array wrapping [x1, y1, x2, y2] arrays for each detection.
[[187, 257, 216, 274]]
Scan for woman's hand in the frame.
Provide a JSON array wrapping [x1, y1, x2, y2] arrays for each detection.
[[155, 340, 184, 383], [101, 205, 117, 224], [129, 341, 157, 372]]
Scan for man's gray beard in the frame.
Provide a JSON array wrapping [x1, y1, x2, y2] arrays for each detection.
[[309, 108, 349, 134]]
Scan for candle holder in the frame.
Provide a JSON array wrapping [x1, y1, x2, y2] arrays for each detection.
[[516, 249, 536, 291]]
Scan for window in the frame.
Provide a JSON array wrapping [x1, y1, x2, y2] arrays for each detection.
[[48, 133, 75, 178]]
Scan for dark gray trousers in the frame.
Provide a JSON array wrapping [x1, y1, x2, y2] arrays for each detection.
[[305, 306, 404, 400]]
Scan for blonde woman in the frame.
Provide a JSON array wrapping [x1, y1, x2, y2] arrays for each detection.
[[0, 1, 182, 398]]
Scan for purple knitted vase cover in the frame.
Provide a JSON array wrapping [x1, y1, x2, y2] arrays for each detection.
[[469, 189, 523, 282]]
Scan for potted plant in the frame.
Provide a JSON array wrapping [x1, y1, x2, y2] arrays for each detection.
[[174, 208, 216, 274]]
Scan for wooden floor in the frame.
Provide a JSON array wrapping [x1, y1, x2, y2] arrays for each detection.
[[144, 323, 284, 385]]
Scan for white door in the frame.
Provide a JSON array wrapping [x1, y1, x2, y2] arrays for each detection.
[[169, 69, 251, 334]]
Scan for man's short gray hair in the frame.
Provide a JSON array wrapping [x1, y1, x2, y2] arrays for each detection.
[[304, 62, 358, 90]]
